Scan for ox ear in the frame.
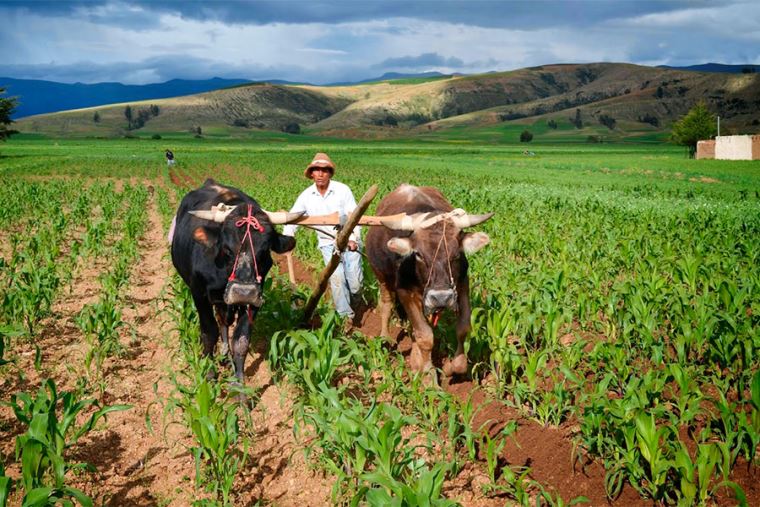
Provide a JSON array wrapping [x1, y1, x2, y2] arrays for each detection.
[[193, 226, 219, 251], [387, 237, 413, 256], [271, 233, 296, 254], [462, 232, 490, 255]]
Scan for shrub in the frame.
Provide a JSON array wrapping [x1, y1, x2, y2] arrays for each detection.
[[520, 130, 534, 142], [151, 134, 162, 140], [570, 109, 583, 129], [639, 114, 660, 127], [598, 114, 616, 130], [547, 119, 558, 129], [670, 101, 717, 158], [282, 123, 301, 134], [500, 112, 526, 121], [586, 135, 603, 143]]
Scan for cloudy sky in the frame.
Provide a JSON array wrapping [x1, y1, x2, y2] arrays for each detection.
[[1, 0, 759, 85]]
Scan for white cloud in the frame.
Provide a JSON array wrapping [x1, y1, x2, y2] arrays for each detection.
[[616, 1, 760, 40], [296, 48, 349, 55], [1, 1, 758, 84]]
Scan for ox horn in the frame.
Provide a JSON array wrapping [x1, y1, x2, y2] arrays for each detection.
[[379, 212, 430, 231], [188, 203, 238, 223], [263, 209, 306, 224], [450, 212, 495, 229]]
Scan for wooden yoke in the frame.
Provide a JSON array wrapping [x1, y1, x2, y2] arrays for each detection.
[[291, 211, 406, 226], [301, 184, 378, 325]]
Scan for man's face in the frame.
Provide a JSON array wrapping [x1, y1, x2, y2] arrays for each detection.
[[311, 167, 332, 188]]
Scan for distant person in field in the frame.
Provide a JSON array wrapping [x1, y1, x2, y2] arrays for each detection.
[[165, 149, 175, 166], [283, 152, 363, 324]]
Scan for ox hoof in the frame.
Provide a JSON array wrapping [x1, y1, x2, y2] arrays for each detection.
[[442, 354, 468, 377]]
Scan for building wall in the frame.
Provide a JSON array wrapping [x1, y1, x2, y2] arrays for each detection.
[[696, 140, 715, 159], [715, 135, 760, 160]]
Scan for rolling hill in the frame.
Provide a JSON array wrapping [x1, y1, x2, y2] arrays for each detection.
[[12, 63, 760, 140]]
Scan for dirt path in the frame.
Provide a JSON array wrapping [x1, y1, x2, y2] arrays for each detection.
[[75, 185, 197, 506]]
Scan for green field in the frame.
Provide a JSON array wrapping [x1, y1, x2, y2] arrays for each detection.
[[1, 137, 759, 505]]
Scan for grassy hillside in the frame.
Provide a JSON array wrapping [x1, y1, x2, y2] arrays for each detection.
[[13, 63, 760, 140], [17, 83, 351, 137]]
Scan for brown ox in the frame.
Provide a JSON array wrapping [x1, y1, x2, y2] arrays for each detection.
[[366, 184, 493, 379]]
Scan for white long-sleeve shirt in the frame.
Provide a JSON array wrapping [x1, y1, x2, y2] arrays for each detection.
[[282, 180, 361, 247]]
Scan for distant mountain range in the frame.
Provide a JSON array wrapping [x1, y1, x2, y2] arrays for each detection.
[[11, 63, 760, 140], [1, 72, 461, 119], [3, 65, 757, 120], [0, 77, 252, 119], [659, 63, 760, 74]]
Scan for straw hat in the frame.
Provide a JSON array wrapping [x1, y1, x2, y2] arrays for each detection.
[[304, 152, 336, 178]]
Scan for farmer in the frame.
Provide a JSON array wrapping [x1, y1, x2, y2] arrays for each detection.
[[283, 152, 363, 325], [165, 149, 175, 166]]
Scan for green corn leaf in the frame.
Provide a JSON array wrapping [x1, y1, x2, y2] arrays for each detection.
[[715, 480, 747, 507], [0, 475, 12, 507], [750, 370, 760, 410], [21, 487, 52, 507], [27, 414, 50, 447], [20, 439, 44, 490], [62, 486, 94, 507]]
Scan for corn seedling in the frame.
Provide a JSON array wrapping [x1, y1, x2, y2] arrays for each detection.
[[6, 378, 129, 506]]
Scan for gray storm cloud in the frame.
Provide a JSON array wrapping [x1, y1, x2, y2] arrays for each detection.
[[0, 0, 756, 84]]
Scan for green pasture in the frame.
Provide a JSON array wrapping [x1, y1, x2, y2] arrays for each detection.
[[1, 136, 757, 196]]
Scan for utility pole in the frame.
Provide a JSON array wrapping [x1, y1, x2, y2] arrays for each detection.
[[717, 115, 720, 137]]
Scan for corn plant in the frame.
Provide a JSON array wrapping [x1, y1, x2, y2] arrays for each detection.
[[6, 378, 129, 506], [168, 361, 249, 506], [0, 461, 10, 507], [0, 323, 24, 367], [76, 292, 125, 396], [481, 421, 517, 484], [633, 412, 674, 501], [269, 312, 359, 390]]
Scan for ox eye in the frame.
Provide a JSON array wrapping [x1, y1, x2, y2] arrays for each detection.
[[414, 252, 423, 261]]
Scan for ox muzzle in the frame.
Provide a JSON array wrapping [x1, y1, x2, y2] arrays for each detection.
[[423, 288, 457, 316], [224, 281, 264, 307]]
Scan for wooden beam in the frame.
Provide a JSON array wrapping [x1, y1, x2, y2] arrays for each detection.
[[301, 184, 378, 324], [290, 211, 405, 226]]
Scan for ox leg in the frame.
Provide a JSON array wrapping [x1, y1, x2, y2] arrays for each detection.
[[230, 312, 251, 385], [444, 283, 471, 377], [214, 305, 231, 357], [379, 284, 394, 338], [400, 290, 436, 383]]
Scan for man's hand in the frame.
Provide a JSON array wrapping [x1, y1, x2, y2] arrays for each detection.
[[347, 240, 358, 252]]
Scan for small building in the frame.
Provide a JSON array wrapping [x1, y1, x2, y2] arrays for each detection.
[[708, 135, 760, 160], [696, 139, 715, 159]]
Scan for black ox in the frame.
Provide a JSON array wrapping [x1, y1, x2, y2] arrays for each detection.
[[366, 184, 493, 381], [170, 179, 302, 381]]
